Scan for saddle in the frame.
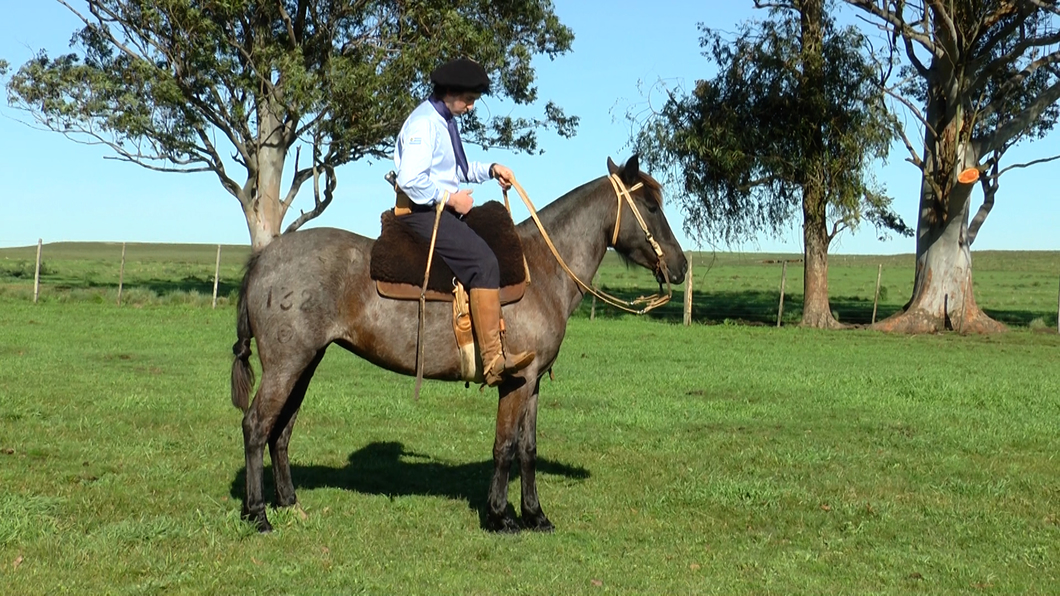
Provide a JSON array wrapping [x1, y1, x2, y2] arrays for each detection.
[[369, 201, 528, 382], [369, 201, 527, 303]]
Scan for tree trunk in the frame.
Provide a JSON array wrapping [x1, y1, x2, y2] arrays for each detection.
[[797, 0, 841, 329], [243, 85, 292, 251], [242, 146, 286, 252], [801, 199, 841, 328], [873, 22, 1004, 335], [243, 199, 283, 252], [875, 143, 1005, 334]]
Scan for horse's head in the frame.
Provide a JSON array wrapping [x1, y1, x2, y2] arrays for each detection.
[[606, 155, 688, 286]]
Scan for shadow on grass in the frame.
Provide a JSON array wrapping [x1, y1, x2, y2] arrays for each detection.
[[229, 441, 591, 529], [982, 308, 1056, 327], [574, 287, 905, 326], [137, 277, 241, 297], [39, 276, 241, 298], [575, 287, 1052, 327]]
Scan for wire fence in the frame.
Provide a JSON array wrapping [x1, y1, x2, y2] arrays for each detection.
[[4, 241, 1059, 331]]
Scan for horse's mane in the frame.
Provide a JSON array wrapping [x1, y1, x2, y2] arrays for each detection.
[[516, 167, 665, 236]]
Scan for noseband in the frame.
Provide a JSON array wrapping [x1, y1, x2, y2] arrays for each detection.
[[507, 172, 673, 315]]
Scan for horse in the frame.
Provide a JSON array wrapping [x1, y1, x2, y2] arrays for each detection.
[[230, 155, 688, 533]]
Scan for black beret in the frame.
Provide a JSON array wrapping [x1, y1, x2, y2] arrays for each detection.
[[430, 58, 491, 94]]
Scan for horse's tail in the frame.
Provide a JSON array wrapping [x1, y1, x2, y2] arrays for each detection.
[[230, 252, 260, 412]]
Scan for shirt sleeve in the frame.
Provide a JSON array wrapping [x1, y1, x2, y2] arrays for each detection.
[[396, 118, 446, 205], [465, 160, 493, 184]]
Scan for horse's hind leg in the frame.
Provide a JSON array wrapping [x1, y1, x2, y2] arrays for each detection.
[[269, 349, 325, 509], [518, 379, 554, 532], [242, 352, 317, 533]]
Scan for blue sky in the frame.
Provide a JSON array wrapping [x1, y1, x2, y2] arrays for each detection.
[[1, 1, 1057, 254]]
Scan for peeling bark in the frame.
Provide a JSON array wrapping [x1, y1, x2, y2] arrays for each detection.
[[244, 198, 283, 252]]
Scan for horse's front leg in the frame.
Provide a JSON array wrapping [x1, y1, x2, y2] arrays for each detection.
[[486, 379, 527, 533], [518, 378, 554, 532]]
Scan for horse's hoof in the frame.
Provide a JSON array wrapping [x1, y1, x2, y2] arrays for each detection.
[[487, 513, 521, 534], [525, 516, 555, 533], [273, 495, 298, 509], [522, 510, 555, 533], [242, 507, 273, 533]]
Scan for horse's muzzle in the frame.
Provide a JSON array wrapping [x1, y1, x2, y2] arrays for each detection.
[[660, 254, 688, 285], [654, 263, 685, 286]]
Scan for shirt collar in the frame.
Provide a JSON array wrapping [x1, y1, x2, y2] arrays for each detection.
[[428, 96, 453, 123]]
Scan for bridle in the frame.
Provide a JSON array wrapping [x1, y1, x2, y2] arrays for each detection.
[[504, 172, 673, 315]]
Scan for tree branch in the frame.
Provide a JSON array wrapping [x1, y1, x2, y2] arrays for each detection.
[[926, 0, 959, 56], [902, 29, 932, 78], [977, 47, 1060, 119], [882, 86, 934, 169], [279, 146, 315, 215], [979, 78, 1060, 154], [966, 160, 998, 246], [974, 4, 1029, 64], [995, 151, 1060, 177], [284, 161, 336, 233], [827, 219, 849, 242], [277, 1, 299, 48], [844, 0, 939, 52]]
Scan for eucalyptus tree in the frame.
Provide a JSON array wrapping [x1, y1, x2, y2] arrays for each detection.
[[843, 0, 1060, 333], [634, 0, 908, 328], [5, 1, 577, 250]]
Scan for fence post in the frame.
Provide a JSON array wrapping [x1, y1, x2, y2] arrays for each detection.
[[683, 253, 693, 326], [212, 244, 222, 309], [33, 239, 42, 304], [117, 242, 127, 306], [871, 263, 882, 324], [776, 261, 787, 328]]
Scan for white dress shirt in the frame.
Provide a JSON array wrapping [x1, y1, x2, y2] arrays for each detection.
[[394, 99, 493, 206]]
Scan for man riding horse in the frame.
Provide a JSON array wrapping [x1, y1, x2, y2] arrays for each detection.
[[392, 57, 534, 387]]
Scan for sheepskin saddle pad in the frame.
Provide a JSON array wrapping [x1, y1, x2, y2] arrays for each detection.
[[370, 201, 527, 302]]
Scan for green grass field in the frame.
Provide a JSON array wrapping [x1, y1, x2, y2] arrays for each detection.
[[0, 243, 1058, 593]]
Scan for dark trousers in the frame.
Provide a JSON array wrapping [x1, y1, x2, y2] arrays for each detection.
[[400, 208, 500, 289]]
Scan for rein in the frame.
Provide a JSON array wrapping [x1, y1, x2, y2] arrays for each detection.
[[505, 173, 672, 315], [414, 200, 446, 401]]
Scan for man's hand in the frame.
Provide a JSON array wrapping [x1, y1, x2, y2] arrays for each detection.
[[490, 164, 514, 191], [447, 188, 474, 215]]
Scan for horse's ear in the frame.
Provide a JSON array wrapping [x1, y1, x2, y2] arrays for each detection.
[[620, 154, 640, 185], [606, 156, 621, 175]]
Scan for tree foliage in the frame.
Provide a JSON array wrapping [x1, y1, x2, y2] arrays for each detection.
[[633, 3, 909, 247], [4, 0, 578, 245]]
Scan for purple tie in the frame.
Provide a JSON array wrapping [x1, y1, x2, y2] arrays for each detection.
[[429, 97, 469, 179]]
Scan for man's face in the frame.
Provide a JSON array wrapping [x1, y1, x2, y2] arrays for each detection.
[[447, 92, 481, 116]]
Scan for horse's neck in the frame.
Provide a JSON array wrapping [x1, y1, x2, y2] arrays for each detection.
[[519, 179, 613, 308]]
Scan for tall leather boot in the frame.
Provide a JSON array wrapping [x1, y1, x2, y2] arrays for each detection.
[[469, 288, 535, 386]]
